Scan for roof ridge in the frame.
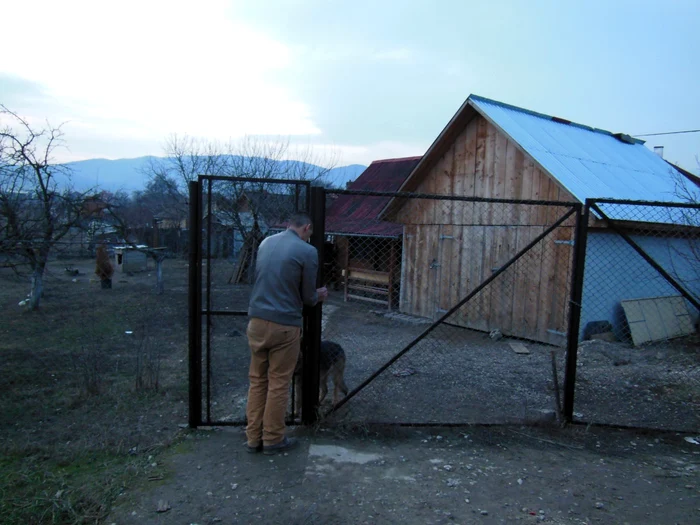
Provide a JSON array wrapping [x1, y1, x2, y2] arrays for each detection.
[[369, 156, 423, 164], [468, 94, 643, 144]]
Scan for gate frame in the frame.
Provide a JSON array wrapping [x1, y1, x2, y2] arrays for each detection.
[[301, 186, 326, 425], [189, 185, 699, 430], [565, 197, 700, 427], [321, 190, 583, 422], [188, 180, 202, 427], [188, 175, 319, 428]]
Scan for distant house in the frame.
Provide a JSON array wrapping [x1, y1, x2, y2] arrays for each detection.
[[204, 190, 297, 260], [373, 95, 698, 344], [0, 191, 116, 259], [232, 191, 297, 258]]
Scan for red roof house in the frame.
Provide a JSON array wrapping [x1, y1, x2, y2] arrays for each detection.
[[325, 156, 421, 309]]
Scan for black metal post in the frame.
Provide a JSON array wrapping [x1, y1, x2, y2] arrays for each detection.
[[205, 179, 213, 424], [563, 203, 589, 423], [302, 186, 325, 425], [188, 181, 202, 428]]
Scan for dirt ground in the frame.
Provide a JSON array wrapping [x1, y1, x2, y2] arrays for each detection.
[[0, 257, 192, 524], [1, 256, 699, 524], [107, 424, 700, 525], [204, 264, 699, 431]]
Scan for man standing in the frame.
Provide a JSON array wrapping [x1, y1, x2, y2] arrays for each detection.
[[245, 213, 328, 455]]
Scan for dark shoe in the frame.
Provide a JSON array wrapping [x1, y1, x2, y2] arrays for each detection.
[[245, 441, 263, 454], [263, 437, 298, 455]]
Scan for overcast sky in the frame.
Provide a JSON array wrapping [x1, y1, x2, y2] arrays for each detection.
[[1, 0, 698, 171]]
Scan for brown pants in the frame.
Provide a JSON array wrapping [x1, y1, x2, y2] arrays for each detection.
[[245, 318, 301, 447]]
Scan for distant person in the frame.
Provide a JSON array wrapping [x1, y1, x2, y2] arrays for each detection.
[[95, 245, 114, 289], [245, 213, 328, 455]]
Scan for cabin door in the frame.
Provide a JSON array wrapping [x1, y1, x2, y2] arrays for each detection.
[[432, 225, 462, 320]]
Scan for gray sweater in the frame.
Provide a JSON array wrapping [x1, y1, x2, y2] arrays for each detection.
[[248, 229, 319, 327]]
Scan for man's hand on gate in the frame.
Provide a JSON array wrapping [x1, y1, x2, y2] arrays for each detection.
[[317, 287, 328, 302]]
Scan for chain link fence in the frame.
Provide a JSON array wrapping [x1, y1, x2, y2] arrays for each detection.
[[318, 192, 578, 425], [574, 199, 700, 431], [187, 181, 700, 432]]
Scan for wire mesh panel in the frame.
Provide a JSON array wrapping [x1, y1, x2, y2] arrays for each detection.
[[574, 200, 700, 431], [319, 191, 578, 424], [197, 177, 309, 425]]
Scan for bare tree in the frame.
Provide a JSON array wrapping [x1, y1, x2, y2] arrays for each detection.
[[141, 134, 228, 226], [666, 161, 700, 297], [99, 191, 169, 294], [144, 133, 336, 198], [215, 136, 337, 282], [671, 159, 700, 205], [143, 134, 337, 281], [0, 105, 92, 309]]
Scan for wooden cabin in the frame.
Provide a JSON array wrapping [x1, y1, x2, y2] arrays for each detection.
[[379, 95, 697, 345]]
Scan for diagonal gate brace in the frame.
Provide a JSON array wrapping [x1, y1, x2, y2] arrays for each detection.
[[324, 206, 579, 418]]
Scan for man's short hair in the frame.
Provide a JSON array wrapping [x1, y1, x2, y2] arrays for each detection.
[[289, 213, 312, 228]]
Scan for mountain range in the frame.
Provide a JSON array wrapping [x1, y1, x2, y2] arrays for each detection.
[[63, 156, 367, 193]]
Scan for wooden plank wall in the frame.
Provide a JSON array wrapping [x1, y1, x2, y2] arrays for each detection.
[[395, 115, 578, 345]]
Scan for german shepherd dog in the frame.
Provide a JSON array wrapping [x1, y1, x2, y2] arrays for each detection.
[[294, 341, 349, 414]]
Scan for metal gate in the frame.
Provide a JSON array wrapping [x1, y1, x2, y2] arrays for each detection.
[[573, 199, 700, 432], [188, 175, 324, 427], [188, 184, 699, 431], [315, 190, 583, 425]]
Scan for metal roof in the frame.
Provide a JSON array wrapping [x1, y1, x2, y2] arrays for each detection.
[[469, 95, 695, 222], [325, 157, 421, 237]]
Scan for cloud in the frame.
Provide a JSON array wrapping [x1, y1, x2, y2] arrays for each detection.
[[295, 139, 427, 168], [0, 2, 429, 167], [0, 0, 320, 144], [371, 48, 414, 63], [443, 61, 467, 78], [295, 43, 416, 65]]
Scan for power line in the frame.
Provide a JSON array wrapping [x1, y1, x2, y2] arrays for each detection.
[[633, 129, 700, 137]]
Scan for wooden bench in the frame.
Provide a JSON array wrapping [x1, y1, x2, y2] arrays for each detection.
[[343, 267, 394, 309]]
